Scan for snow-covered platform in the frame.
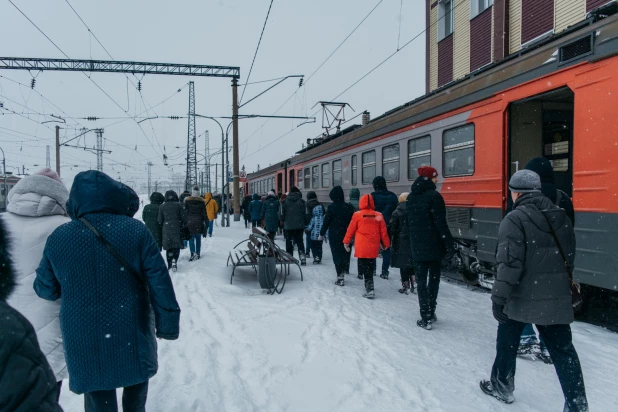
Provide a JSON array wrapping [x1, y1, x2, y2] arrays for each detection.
[[61, 220, 618, 411]]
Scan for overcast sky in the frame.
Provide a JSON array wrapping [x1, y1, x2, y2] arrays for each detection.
[[0, 0, 425, 192]]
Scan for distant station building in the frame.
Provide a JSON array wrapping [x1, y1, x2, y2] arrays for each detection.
[[0, 174, 22, 212]]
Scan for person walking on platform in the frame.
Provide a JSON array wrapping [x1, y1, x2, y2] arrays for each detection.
[[305, 191, 322, 258], [407, 166, 454, 330], [248, 193, 263, 228], [203, 192, 219, 238], [306, 202, 325, 264], [349, 188, 360, 211], [242, 194, 252, 229], [480, 170, 587, 412], [143, 192, 164, 251], [370, 176, 399, 280], [388, 192, 416, 294], [320, 186, 355, 285], [261, 191, 280, 240], [343, 194, 390, 299], [158, 190, 186, 272], [280, 187, 307, 266], [184, 186, 207, 261]]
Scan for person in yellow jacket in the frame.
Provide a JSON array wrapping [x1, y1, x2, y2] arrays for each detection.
[[204, 192, 219, 237]]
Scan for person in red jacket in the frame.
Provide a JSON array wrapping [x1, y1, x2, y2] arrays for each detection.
[[343, 194, 391, 299]]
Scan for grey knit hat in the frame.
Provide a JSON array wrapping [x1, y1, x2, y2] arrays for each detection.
[[509, 169, 541, 193], [191, 185, 200, 197]]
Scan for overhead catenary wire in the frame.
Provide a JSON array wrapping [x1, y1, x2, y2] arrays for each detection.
[[239, 0, 275, 104]]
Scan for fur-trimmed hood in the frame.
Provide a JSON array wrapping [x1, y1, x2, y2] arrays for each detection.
[[7, 174, 69, 217]]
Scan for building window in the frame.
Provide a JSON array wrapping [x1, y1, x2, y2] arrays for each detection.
[[438, 0, 454, 41], [408, 136, 432, 179], [362, 150, 376, 185], [322, 163, 330, 188], [351, 155, 357, 186], [471, 0, 493, 18], [443, 124, 475, 177], [312, 165, 320, 189], [332, 159, 342, 187], [304, 168, 310, 189], [382, 144, 400, 182]]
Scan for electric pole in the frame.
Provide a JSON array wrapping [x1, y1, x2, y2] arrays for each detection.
[[46, 145, 51, 168], [55, 126, 61, 177], [232, 78, 240, 221], [147, 162, 153, 195], [204, 130, 209, 193], [95, 128, 104, 172], [185, 81, 197, 191]]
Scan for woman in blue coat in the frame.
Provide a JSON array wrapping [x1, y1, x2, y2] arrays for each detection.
[[248, 193, 263, 228], [34, 171, 180, 411]]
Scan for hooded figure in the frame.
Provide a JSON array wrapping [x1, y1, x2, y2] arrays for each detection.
[[280, 187, 308, 264], [184, 187, 207, 260], [305, 203, 325, 263], [203, 192, 219, 237], [320, 186, 355, 282], [343, 194, 390, 298], [0, 218, 62, 411], [0, 168, 70, 387], [158, 190, 186, 269], [388, 192, 416, 294], [261, 191, 280, 236], [304, 191, 323, 257], [349, 187, 360, 210], [249, 193, 264, 225], [142, 192, 165, 250], [34, 171, 180, 400], [241, 194, 252, 227], [370, 176, 398, 279]]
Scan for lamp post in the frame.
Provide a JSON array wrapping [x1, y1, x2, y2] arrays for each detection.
[[0, 147, 7, 211]]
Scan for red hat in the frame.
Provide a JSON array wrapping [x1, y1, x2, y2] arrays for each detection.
[[418, 166, 438, 179]]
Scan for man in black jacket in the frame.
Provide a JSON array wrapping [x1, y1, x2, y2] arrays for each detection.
[[281, 186, 307, 265], [480, 170, 587, 412], [371, 176, 399, 279], [406, 167, 454, 330], [0, 218, 63, 411]]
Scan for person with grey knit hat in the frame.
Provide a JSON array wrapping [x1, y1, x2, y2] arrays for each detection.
[[480, 169, 588, 411]]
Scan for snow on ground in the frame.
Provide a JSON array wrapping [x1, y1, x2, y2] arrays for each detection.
[[60, 209, 618, 411]]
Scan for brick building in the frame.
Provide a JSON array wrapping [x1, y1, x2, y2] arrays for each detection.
[[426, 0, 611, 92]]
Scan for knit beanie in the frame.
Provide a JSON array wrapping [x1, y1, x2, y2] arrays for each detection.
[[508, 170, 541, 193], [268, 190, 276, 197], [290, 186, 300, 193], [418, 166, 438, 179], [398, 192, 409, 203], [34, 167, 63, 183], [191, 186, 200, 197]]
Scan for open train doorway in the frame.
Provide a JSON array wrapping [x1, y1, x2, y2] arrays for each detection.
[[508, 87, 574, 199]]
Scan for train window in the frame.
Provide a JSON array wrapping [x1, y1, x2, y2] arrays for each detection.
[[362, 150, 376, 185], [443, 124, 475, 177], [332, 159, 342, 187], [312, 166, 319, 189], [298, 170, 303, 190], [351, 155, 357, 186], [304, 168, 310, 189], [382, 144, 400, 182], [322, 163, 330, 188], [408, 135, 432, 179]]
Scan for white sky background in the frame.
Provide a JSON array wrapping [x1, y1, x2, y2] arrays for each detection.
[[0, 0, 426, 191]]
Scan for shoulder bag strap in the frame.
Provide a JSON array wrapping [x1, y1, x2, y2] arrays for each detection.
[[79, 217, 147, 291], [540, 213, 574, 281]]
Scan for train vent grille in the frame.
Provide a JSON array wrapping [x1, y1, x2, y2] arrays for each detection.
[[446, 207, 471, 229], [559, 35, 593, 63]]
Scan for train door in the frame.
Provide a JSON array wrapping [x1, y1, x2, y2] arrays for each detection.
[[508, 87, 574, 198], [277, 172, 283, 194], [289, 170, 295, 192]]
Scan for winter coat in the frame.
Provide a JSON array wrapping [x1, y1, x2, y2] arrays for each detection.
[[406, 176, 455, 262], [179, 191, 190, 204], [34, 171, 181, 394], [343, 194, 390, 259], [388, 202, 414, 268], [248, 193, 264, 221], [142, 192, 164, 249], [280, 192, 307, 230], [261, 195, 280, 233], [0, 216, 63, 411], [306, 204, 325, 240], [371, 176, 399, 225], [505, 157, 575, 226], [321, 186, 355, 265], [184, 196, 207, 235], [204, 193, 219, 221], [1, 173, 70, 382], [492, 192, 575, 325], [349, 188, 360, 211], [242, 196, 252, 220], [305, 191, 323, 222], [158, 191, 186, 250]]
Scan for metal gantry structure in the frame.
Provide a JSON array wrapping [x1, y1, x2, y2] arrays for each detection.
[[95, 128, 104, 171], [147, 162, 153, 195], [186, 81, 197, 191]]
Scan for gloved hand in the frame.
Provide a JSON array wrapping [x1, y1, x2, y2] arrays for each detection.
[[318, 235, 323, 241], [492, 302, 508, 324], [344, 244, 351, 253]]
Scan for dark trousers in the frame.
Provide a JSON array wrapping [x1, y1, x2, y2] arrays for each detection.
[[358, 258, 375, 292], [310, 239, 323, 259], [381, 248, 391, 273], [285, 229, 305, 258], [305, 233, 312, 256], [57, 380, 62, 402], [84, 381, 149, 412], [400, 266, 415, 283], [343, 250, 351, 273], [166, 248, 180, 266], [335, 263, 345, 278], [252, 220, 261, 228], [413, 260, 441, 320], [267, 232, 276, 241], [490, 319, 588, 411], [244, 218, 249, 228]]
